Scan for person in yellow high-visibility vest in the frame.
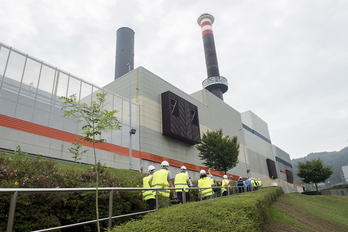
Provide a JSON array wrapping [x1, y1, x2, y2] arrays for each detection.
[[142, 165, 156, 210], [250, 178, 258, 190], [221, 175, 230, 196], [257, 178, 263, 188], [198, 169, 213, 200], [208, 169, 217, 198], [174, 166, 192, 203], [149, 161, 175, 199]]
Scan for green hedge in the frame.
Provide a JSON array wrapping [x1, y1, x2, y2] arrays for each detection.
[[1, 151, 284, 231], [109, 187, 284, 232], [0, 152, 148, 231]]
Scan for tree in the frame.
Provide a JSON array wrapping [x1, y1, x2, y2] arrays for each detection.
[[296, 158, 333, 192], [196, 129, 239, 174], [60, 93, 121, 232], [68, 137, 88, 162]]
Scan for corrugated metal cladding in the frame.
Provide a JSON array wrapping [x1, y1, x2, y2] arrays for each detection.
[[266, 158, 278, 179], [161, 91, 200, 145], [285, 169, 294, 183]]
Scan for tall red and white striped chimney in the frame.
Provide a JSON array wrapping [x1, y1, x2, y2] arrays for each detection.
[[197, 13, 228, 101]]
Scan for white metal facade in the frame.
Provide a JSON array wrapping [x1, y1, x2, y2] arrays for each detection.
[[0, 43, 295, 191]]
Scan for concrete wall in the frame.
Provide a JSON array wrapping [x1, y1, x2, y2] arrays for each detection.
[[272, 145, 295, 193], [104, 67, 249, 180], [0, 42, 299, 188]]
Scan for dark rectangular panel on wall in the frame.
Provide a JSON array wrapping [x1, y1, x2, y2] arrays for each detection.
[[266, 158, 278, 179], [161, 91, 200, 145], [285, 169, 294, 183]]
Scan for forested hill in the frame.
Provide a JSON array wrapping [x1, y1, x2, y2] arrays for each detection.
[[291, 147, 348, 186]]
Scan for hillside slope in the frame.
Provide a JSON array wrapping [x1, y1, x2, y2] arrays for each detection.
[[263, 193, 348, 232], [292, 147, 348, 186]]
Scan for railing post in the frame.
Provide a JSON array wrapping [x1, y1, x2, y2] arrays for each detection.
[[182, 188, 186, 204], [108, 190, 113, 229], [155, 189, 159, 210], [7, 191, 18, 232], [199, 187, 202, 201]]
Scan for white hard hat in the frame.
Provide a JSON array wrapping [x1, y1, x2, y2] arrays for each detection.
[[161, 161, 169, 167], [200, 169, 206, 175], [181, 166, 187, 171], [223, 175, 227, 179], [148, 165, 155, 173]]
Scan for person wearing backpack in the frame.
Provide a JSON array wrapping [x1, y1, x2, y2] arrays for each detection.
[[236, 176, 245, 193]]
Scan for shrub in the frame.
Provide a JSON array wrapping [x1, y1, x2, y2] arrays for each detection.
[[0, 152, 147, 231], [109, 187, 283, 232]]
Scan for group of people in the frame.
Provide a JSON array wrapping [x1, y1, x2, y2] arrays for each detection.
[[197, 169, 231, 200], [142, 161, 191, 210], [237, 176, 263, 193], [142, 160, 262, 210]]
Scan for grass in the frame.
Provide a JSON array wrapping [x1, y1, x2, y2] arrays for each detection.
[[287, 194, 348, 227], [0, 152, 145, 187], [2, 152, 347, 231], [267, 202, 309, 231], [264, 193, 348, 232], [49, 158, 144, 187]]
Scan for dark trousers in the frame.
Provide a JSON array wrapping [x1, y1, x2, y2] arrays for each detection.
[[146, 199, 156, 210], [177, 191, 190, 203], [238, 186, 245, 193]]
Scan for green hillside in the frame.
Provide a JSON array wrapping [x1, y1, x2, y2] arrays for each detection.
[[292, 147, 348, 186], [264, 193, 348, 231]]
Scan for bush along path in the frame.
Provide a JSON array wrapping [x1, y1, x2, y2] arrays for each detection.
[[109, 187, 283, 232], [0, 152, 147, 232]]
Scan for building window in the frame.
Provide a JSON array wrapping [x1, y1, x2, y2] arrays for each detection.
[[191, 109, 198, 126], [170, 98, 178, 116], [266, 159, 278, 179]]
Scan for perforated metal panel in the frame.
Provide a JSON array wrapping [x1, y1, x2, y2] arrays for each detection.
[[161, 91, 200, 145], [285, 169, 294, 183], [266, 158, 278, 179]]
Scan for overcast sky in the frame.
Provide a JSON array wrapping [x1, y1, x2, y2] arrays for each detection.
[[2, 0, 348, 159]]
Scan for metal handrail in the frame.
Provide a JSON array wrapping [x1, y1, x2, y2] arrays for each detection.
[[1, 187, 158, 232], [0, 185, 254, 231]]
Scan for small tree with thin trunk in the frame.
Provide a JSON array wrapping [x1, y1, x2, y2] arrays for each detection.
[[196, 129, 239, 174], [68, 137, 88, 162], [297, 158, 333, 192], [60, 93, 121, 232]]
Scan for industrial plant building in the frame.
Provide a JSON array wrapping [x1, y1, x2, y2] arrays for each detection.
[[0, 14, 295, 193]]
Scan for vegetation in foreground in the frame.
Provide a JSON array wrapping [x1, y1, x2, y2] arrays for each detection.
[[263, 193, 348, 232], [109, 187, 283, 232], [0, 152, 147, 232], [60, 92, 122, 232], [2, 151, 347, 231]]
